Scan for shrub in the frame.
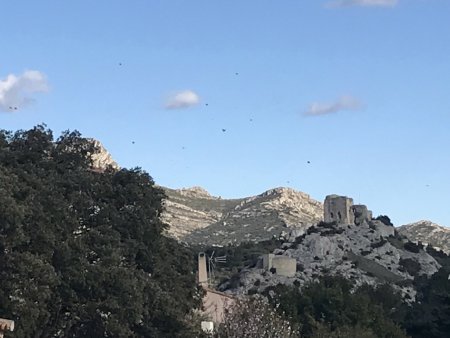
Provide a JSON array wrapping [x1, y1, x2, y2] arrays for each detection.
[[399, 258, 421, 276]]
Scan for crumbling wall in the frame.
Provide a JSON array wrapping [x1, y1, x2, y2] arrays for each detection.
[[324, 195, 355, 225], [263, 254, 296, 277], [352, 204, 373, 225]]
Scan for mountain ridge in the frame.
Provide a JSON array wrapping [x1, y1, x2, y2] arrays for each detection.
[[398, 220, 450, 254], [160, 186, 323, 245]]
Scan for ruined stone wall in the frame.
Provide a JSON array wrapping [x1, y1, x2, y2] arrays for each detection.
[[263, 254, 296, 277], [352, 204, 372, 225], [324, 195, 355, 225]]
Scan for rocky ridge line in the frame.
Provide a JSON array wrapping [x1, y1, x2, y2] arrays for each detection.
[[162, 186, 323, 245], [398, 220, 450, 254], [220, 196, 441, 301]]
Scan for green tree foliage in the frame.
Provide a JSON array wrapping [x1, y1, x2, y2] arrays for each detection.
[[0, 126, 201, 337], [266, 276, 408, 338], [405, 266, 450, 338], [375, 215, 393, 226]]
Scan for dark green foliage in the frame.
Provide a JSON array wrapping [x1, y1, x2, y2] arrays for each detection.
[[375, 215, 393, 226], [0, 126, 200, 337], [266, 276, 408, 338], [317, 221, 337, 228], [403, 242, 421, 253], [405, 267, 450, 338], [426, 245, 450, 268], [371, 238, 387, 249], [399, 258, 421, 276], [404, 246, 450, 337]]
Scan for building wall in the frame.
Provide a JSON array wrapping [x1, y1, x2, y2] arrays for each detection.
[[203, 289, 235, 323], [272, 257, 297, 277], [263, 254, 297, 277], [352, 204, 372, 225], [324, 195, 355, 225]]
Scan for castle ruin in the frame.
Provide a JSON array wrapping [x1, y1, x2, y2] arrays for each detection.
[[262, 254, 297, 277], [324, 195, 372, 226]]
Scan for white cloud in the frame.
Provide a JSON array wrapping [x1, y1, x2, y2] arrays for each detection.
[[326, 0, 398, 8], [0, 70, 49, 112], [304, 95, 363, 116], [165, 90, 200, 109]]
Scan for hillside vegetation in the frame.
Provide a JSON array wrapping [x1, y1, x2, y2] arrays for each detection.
[[0, 126, 202, 337], [1, 126, 449, 338]]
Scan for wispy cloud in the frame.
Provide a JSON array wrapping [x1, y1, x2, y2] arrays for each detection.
[[304, 95, 363, 116], [326, 0, 398, 8], [0, 70, 49, 112], [165, 90, 200, 109]]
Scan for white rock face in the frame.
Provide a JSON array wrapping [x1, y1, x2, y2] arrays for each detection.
[[161, 186, 323, 245], [221, 218, 441, 301], [399, 220, 450, 253], [88, 139, 120, 171]]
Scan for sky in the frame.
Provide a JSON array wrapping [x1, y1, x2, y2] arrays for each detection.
[[1, 0, 450, 227]]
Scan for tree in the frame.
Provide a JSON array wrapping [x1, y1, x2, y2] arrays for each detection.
[[0, 126, 201, 337], [405, 267, 450, 338], [216, 295, 299, 338], [266, 276, 408, 338]]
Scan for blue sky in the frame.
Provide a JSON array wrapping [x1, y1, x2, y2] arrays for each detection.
[[1, 0, 449, 227]]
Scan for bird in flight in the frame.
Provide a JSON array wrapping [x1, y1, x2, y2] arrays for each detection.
[[307, 161, 311, 164], [222, 128, 226, 132]]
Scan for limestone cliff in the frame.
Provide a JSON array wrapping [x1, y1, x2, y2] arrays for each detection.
[[161, 186, 323, 245], [88, 139, 120, 171], [220, 197, 441, 301], [398, 220, 450, 254]]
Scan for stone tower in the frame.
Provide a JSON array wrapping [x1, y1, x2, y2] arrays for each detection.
[[198, 252, 208, 287], [324, 195, 355, 225]]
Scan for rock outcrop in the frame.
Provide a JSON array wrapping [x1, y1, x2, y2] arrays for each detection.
[[219, 195, 441, 301], [161, 187, 323, 245], [88, 139, 120, 171], [398, 220, 450, 254]]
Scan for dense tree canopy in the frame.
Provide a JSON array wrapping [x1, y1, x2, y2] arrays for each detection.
[[0, 126, 201, 337], [266, 276, 408, 338]]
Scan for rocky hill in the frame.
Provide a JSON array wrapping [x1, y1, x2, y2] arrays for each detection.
[[161, 187, 323, 245], [219, 195, 441, 301], [88, 139, 120, 171], [398, 220, 450, 254]]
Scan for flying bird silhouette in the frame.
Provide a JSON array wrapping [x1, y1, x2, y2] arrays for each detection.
[[222, 128, 226, 132]]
